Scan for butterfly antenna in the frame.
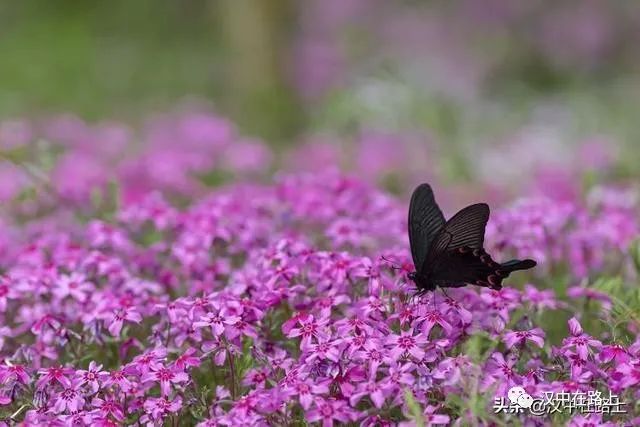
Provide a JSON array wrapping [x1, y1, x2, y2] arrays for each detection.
[[440, 287, 451, 300], [380, 255, 402, 270]]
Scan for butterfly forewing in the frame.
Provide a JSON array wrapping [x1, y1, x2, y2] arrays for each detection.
[[408, 184, 446, 270], [439, 203, 489, 250]]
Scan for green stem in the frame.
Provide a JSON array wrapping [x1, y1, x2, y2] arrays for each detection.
[[228, 348, 237, 400]]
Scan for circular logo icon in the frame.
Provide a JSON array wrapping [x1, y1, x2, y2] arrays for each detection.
[[507, 386, 527, 405], [517, 393, 533, 408]]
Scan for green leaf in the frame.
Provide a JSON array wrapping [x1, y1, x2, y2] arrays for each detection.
[[403, 388, 424, 427]]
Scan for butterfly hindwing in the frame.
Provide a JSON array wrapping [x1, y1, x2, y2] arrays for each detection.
[[408, 184, 446, 271], [430, 247, 502, 290]]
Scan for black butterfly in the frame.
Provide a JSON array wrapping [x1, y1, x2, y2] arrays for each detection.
[[407, 183, 536, 295]]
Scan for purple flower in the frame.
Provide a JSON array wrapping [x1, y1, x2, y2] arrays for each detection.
[[102, 369, 133, 392], [107, 308, 143, 337], [598, 344, 629, 364], [562, 317, 602, 360], [483, 352, 520, 396], [53, 380, 85, 413], [386, 329, 429, 361], [613, 361, 640, 389], [418, 309, 453, 336], [128, 347, 167, 375], [142, 396, 182, 421], [175, 347, 201, 370], [349, 375, 392, 408], [305, 339, 341, 363], [53, 272, 93, 302], [36, 365, 74, 389], [306, 397, 357, 427], [194, 309, 241, 338], [77, 361, 108, 393], [91, 396, 125, 422], [522, 284, 562, 311], [286, 379, 329, 410], [567, 286, 612, 309], [503, 328, 545, 349], [286, 314, 330, 350], [141, 363, 190, 396], [0, 364, 30, 385]]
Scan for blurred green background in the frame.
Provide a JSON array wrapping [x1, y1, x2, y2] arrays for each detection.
[[1, 0, 639, 152], [0, 0, 303, 141]]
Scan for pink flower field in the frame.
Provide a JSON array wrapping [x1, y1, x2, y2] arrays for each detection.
[[0, 111, 638, 426]]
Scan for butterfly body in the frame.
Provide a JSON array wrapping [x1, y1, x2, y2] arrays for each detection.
[[407, 183, 536, 294]]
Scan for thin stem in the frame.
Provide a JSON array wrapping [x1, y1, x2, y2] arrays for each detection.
[[228, 348, 237, 400], [165, 321, 172, 347], [10, 403, 29, 420]]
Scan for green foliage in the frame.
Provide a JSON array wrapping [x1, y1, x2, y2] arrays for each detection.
[[593, 276, 640, 339], [403, 388, 425, 427]]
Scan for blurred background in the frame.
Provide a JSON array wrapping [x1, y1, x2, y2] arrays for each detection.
[[1, 0, 640, 210]]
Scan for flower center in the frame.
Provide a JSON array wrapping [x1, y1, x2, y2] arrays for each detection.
[[398, 336, 415, 349], [320, 404, 334, 417]]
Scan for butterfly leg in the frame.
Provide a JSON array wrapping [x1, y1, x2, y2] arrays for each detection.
[[380, 255, 401, 270], [440, 287, 451, 300]]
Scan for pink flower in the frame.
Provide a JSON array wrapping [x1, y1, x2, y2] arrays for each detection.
[[53, 380, 85, 413], [141, 364, 189, 396], [353, 338, 387, 376], [193, 309, 240, 337], [142, 396, 182, 421], [483, 352, 520, 396], [305, 339, 341, 364], [0, 364, 30, 385], [422, 405, 451, 426], [613, 362, 640, 389], [567, 286, 611, 309], [242, 368, 270, 389], [503, 328, 545, 349], [103, 369, 133, 392], [128, 347, 167, 375], [53, 272, 94, 301], [0, 278, 19, 311], [522, 284, 562, 311], [36, 365, 74, 389], [92, 396, 125, 422], [349, 375, 392, 408], [174, 347, 201, 370], [77, 361, 108, 393], [107, 308, 143, 337], [306, 398, 357, 427], [386, 329, 429, 361], [286, 379, 329, 410], [562, 317, 602, 360], [598, 344, 629, 364], [286, 314, 330, 350], [419, 310, 453, 336]]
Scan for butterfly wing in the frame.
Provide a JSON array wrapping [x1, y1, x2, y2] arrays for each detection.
[[408, 184, 446, 271], [429, 248, 501, 290], [422, 203, 489, 271], [439, 203, 490, 250], [429, 248, 537, 290], [419, 201, 535, 290]]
